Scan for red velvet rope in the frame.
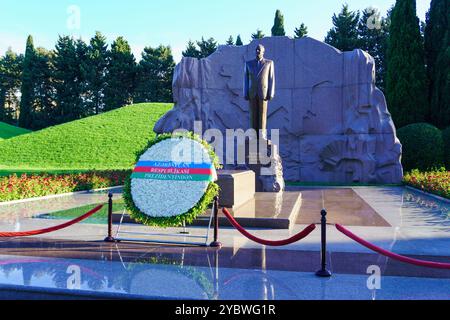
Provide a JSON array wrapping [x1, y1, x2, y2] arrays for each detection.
[[336, 224, 450, 270], [0, 205, 104, 238], [222, 208, 316, 246]]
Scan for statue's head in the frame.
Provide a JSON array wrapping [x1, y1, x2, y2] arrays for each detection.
[[256, 44, 265, 60]]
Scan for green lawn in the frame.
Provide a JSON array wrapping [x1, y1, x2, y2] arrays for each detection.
[[0, 103, 172, 174], [0, 122, 31, 140]]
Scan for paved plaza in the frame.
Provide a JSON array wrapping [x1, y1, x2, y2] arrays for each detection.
[[0, 187, 448, 300]]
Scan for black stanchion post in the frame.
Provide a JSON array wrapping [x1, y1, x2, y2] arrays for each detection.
[[104, 192, 115, 242], [210, 196, 222, 248], [316, 209, 332, 277]]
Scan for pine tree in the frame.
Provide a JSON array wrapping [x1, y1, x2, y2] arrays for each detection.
[[31, 47, 56, 129], [134, 45, 175, 103], [235, 35, 244, 46], [425, 0, 449, 128], [196, 37, 218, 58], [271, 10, 286, 36], [19, 35, 35, 129], [87, 31, 108, 114], [358, 7, 389, 90], [294, 23, 308, 38], [104, 37, 137, 111], [0, 49, 23, 123], [0, 55, 5, 121], [226, 36, 235, 45], [182, 40, 201, 58], [53, 36, 86, 123], [386, 0, 428, 128], [251, 29, 265, 40], [325, 4, 360, 51]]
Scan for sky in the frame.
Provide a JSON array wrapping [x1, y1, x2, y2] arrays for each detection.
[[0, 0, 431, 62]]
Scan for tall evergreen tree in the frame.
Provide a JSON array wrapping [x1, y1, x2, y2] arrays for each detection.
[[425, 0, 450, 128], [226, 36, 235, 45], [386, 0, 428, 128], [235, 35, 244, 46], [271, 10, 286, 36], [0, 49, 23, 124], [53, 36, 86, 123], [134, 45, 175, 103], [104, 37, 137, 111], [196, 37, 218, 58], [19, 35, 35, 129], [294, 23, 308, 38], [325, 4, 360, 51], [358, 7, 389, 90], [0, 55, 6, 122], [251, 29, 265, 39], [87, 31, 108, 114], [182, 40, 201, 58], [31, 48, 56, 129]]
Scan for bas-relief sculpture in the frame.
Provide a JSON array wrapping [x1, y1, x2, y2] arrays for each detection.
[[154, 36, 404, 184]]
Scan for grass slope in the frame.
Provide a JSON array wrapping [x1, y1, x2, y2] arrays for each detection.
[[0, 122, 31, 140], [0, 103, 172, 174]]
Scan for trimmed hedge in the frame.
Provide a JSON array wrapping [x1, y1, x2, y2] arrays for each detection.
[[443, 127, 450, 169], [397, 123, 444, 172]]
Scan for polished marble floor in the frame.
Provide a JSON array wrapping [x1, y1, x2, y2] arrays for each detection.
[[0, 187, 448, 300]]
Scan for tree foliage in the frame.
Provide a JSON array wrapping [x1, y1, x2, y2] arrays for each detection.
[[104, 37, 137, 111], [358, 7, 389, 90], [18, 35, 35, 129], [0, 49, 23, 124], [53, 36, 88, 124], [235, 35, 244, 46], [134, 45, 175, 103], [271, 10, 286, 36], [386, 0, 428, 128], [325, 4, 360, 51], [252, 29, 265, 40], [294, 23, 308, 38], [87, 32, 108, 115], [425, 0, 449, 128]]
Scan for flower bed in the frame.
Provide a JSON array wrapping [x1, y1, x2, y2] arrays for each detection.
[[0, 170, 130, 202], [403, 168, 450, 200]]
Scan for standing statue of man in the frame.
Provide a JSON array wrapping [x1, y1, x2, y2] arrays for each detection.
[[244, 44, 275, 138]]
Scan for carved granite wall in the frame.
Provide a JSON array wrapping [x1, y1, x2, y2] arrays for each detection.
[[154, 37, 403, 184]]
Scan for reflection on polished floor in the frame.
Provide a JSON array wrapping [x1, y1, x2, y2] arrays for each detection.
[[0, 239, 449, 300], [295, 189, 391, 227]]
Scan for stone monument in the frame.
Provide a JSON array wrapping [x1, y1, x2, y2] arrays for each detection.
[[242, 44, 284, 192], [154, 37, 403, 184]]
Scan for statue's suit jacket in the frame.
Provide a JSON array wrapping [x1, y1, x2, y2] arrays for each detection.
[[244, 58, 275, 101]]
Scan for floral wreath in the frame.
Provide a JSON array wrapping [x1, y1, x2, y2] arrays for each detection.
[[123, 132, 220, 228]]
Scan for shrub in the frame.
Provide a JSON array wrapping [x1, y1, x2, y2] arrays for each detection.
[[443, 126, 450, 169], [397, 123, 444, 172]]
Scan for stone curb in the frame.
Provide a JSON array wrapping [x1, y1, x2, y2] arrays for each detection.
[[405, 186, 450, 204]]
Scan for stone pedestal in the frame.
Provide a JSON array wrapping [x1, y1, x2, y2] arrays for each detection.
[[244, 138, 285, 193], [217, 170, 255, 209]]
